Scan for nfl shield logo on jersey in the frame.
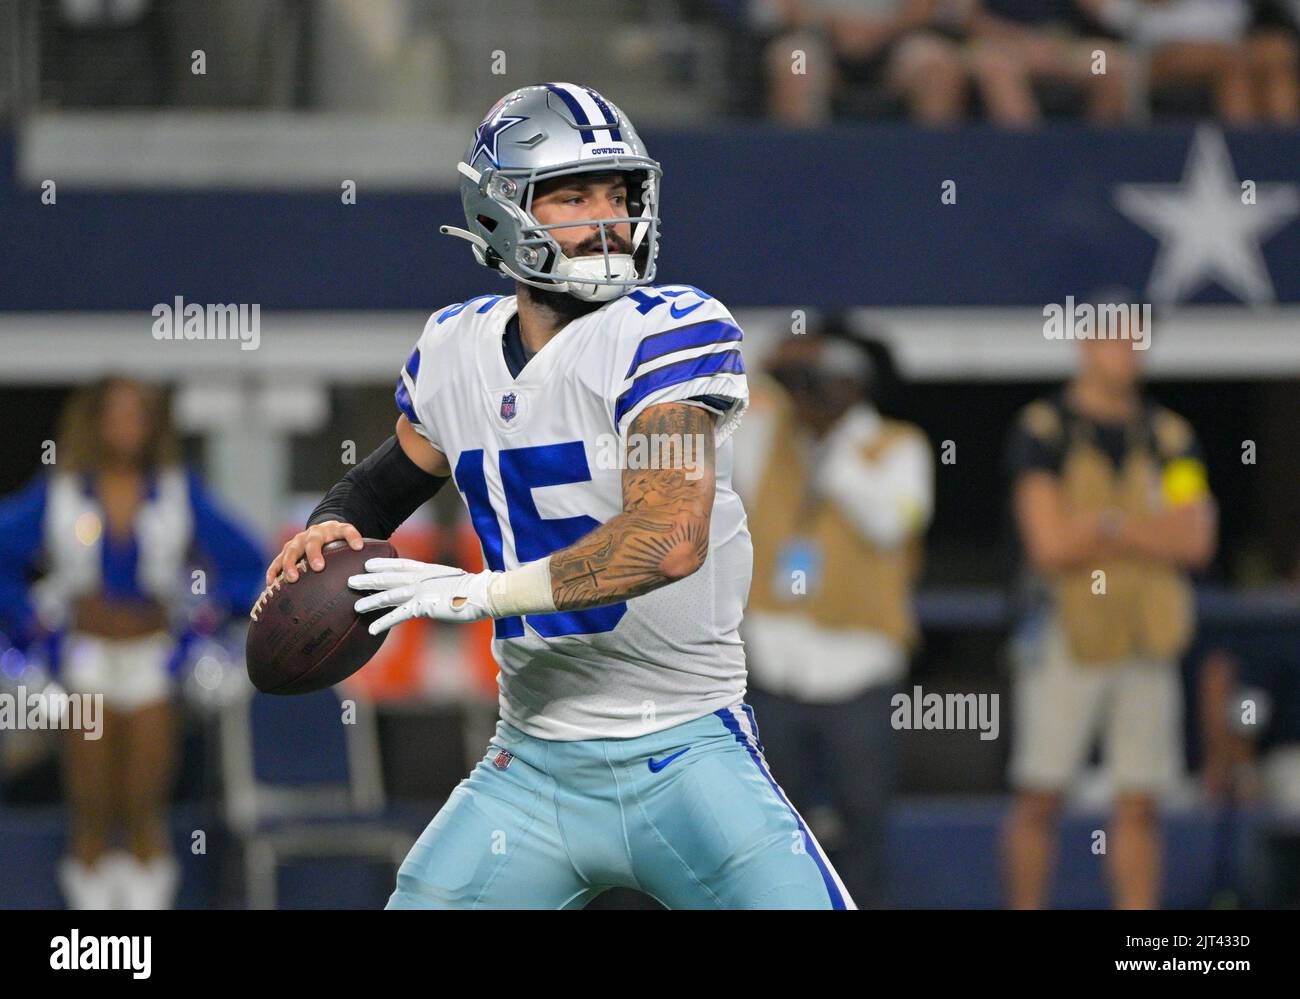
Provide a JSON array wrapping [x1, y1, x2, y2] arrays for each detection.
[[493, 750, 514, 771], [500, 392, 517, 422]]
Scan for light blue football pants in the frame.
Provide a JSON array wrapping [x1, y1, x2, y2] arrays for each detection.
[[386, 702, 855, 909]]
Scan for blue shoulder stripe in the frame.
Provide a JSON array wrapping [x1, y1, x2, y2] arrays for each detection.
[[395, 373, 420, 426], [403, 344, 421, 381], [436, 295, 503, 325], [688, 394, 736, 414], [615, 349, 744, 426], [624, 318, 742, 379]]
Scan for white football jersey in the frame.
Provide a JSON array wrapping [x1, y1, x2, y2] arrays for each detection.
[[396, 285, 753, 740]]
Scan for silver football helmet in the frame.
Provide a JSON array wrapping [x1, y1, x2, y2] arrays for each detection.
[[441, 82, 662, 302]]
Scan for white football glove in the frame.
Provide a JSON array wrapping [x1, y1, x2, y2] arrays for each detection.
[[349, 558, 497, 635]]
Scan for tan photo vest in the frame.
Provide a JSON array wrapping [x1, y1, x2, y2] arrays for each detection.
[[1048, 406, 1195, 664], [747, 387, 924, 645]]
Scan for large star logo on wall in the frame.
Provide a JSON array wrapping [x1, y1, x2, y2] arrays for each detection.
[[470, 111, 527, 170], [1114, 126, 1299, 306]]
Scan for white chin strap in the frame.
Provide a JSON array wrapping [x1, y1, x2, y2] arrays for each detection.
[[552, 253, 637, 302]]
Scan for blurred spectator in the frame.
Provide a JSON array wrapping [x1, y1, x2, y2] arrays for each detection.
[[731, 326, 934, 906], [37, 0, 304, 109], [760, 0, 1298, 124], [1080, 0, 1299, 123], [1244, 0, 1300, 122], [0, 377, 265, 908], [968, 1, 1132, 125], [763, 0, 974, 124], [38, 0, 166, 107], [311, 0, 448, 112], [758, 0, 1141, 126], [1197, 556, 1300, 907], [1001, 306, 1217, 909]]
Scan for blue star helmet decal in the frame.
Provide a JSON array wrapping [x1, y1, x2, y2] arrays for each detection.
[[470, 111, 528, 170]]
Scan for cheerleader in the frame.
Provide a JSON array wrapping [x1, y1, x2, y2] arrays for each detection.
[[0, 377, 265, 908]]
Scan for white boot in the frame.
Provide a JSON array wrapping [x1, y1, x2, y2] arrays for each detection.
[[58, 856, 116, 910], [119, 854, 180, 910], [100, 851, 138, 909]]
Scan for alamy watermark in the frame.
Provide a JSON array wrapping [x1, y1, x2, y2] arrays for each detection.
[[1043, 296, 1150, 350], [50, 930, 150, 979], [0, 685, 102, 740], [151, 296, 260, 350], [594, 432, 707, 480], [891, 685, 999, 741]]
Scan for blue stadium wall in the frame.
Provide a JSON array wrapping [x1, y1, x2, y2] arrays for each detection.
[[3, 125, 1300, 310]]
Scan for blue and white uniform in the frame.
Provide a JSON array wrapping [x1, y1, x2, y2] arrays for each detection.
[[0, 467, 265, 709], [389, 286, 855, 908]]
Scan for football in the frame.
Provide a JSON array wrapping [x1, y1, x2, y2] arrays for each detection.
[[246, 537, 397, 695]]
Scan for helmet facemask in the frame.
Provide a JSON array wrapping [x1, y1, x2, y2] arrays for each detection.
[[453, 159, 661, 303], [520, 166, 658, 302]]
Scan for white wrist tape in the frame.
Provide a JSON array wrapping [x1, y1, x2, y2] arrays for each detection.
[[485, 557, 557, 617]]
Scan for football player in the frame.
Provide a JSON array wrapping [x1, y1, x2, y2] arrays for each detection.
[[265, 83, 854, 909]]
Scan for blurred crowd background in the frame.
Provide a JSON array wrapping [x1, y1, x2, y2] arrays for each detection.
[[5, 0, 1300, 125], [1, 0, 1299, 910]]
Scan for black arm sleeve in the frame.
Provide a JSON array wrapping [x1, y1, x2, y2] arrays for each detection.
[[307, 435, 448, 539]]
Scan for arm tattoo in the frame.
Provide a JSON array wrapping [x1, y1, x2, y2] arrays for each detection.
[[549, 402, 716, 610]]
